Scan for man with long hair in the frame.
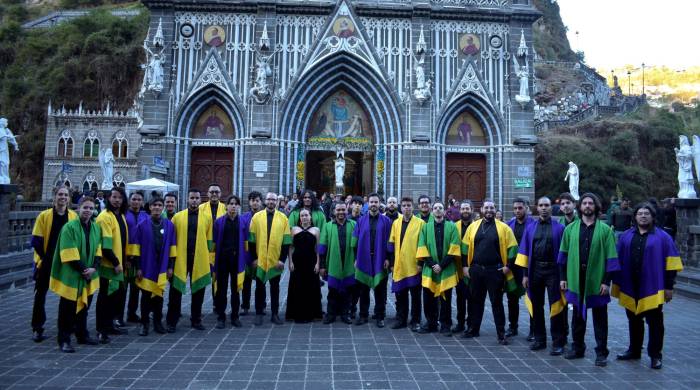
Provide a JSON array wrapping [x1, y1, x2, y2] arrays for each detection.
[[288, 189, 327, 229]]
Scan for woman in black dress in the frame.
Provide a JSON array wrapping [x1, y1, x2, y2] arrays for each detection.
[[286, 209, 322, 323]]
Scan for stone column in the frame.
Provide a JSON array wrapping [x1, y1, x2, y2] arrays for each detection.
[[0, 184, 18, 255], [674, 198, 700, 268]]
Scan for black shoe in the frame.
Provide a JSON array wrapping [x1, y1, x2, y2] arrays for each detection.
[[114, 319, 126, 328], [530, 341, 547, 351], [166, 324, 177, 333], [417, 326, 436, 334], [97, 333, 111, 344], [595, 354, 607, 367], [340, 316, 353, 325], [616, 350, 642, 360], [376, 319, 385, 328], [254, 315, 264, 326], [505, 328, 518, 337], [354, 317, 368, 326], [270, 314, 284, 325], [564, 350, 585, 360], [440, 326, 452, 337], [498, 337, 509, 345], [32, 331, 47, 343], [231, 319, 243, 328], [550, 347, 565, 356], [409, 323, 421, 332], [323, 315, 336, 324], [651, 358, 662, 369], [127, 314, 140, 323], [138, 324, 149, 336], [451, 324, 465, 333], [526, 331, 535, 342], [107, 327, 128, 335], [461, 329, 480, 339], [59, 342, 75, 353], [216, 320, 226, 329], [391, 321, 407, 330], [153, 322, 166, 334], [191, 322, 205, 330], [76, 336, 99, 345], [240, 308, 249, 316]]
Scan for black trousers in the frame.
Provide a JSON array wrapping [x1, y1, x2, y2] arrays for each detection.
[[395, 284, 422, 325], [58, 295, 92, 344], [215, 255, 241, 321], [96, 277, 117, 333], [255, 276, 281, 315], [241, 272, 253, 311], [357, 277, 388, 320], [327, 287, 351, 316], [423, 287, 452, 329], [571, 305, 608, 356], [31, 265, 51, 332], [166, 284, 205, 326], [626, 307, 664, 358], [114, 280, 140, 320], [506, 290, 521, 330], [529, 266, 567, 347], [455, 280, 472, 328], [139, 289, 163, 325], [470, 265, 506, 336]]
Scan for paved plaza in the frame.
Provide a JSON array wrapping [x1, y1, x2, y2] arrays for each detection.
[[1, 274, 699, 390]]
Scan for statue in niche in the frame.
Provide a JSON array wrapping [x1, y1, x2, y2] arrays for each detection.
[[676, 135, 697, 198], [250, 48, 280, 104], [334, 149, 346, 190], [0, 118, 19, 184], [412, 55, 432, 105], [512, 56, 531, 107]]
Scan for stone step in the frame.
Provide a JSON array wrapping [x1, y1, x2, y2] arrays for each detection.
[[676, 283, 700, 301], [676, 266, 700, 289]]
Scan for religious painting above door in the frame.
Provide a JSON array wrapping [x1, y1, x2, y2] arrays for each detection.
[[192, 105, 234, 139], [332, 17, 355, 38], [446, 111, 486, 146], [459, 34, 480, 56], [204, 25, 225, 47], [307, 90, 373, 151]]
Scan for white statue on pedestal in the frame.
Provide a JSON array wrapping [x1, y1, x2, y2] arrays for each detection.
[[512, 56, 531, 107], [99, 148, 115, 189], [564, 161, 580, 200], [0, 118, 19, 184], [676, 135, 697, 198], [334, 149, 346, 189]]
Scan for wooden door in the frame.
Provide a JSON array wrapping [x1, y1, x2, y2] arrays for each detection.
[[190, 147, 233, 200], [446, 153, 486, 208]]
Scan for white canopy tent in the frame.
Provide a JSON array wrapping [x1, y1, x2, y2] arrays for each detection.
[[125, 178, 180, 199]]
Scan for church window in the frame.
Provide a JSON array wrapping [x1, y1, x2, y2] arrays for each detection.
[[112, 131, 128, 159], [112, 173, 125, 188], [82, 172, 98, 193], [57, 130, 74, 158], [83, 130, 100, 158]]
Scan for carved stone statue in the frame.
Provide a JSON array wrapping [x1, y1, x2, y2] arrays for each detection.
[[99, 148, 115, 190], [146, 52, 164, 93], [676, 135, 697, 198], [413, 56, 432, 105], [0, 118, 19, 184], [512, 56, 530, 107], [250, 49, 279, 104], [564, 161, 580, 200], [334, 149, 346, 189]]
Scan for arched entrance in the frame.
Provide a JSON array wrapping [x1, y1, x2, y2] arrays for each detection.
[[444, 110, 487, 207], [188, 104, 235, 199]]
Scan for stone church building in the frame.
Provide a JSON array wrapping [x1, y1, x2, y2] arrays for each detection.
[[42, 0, 539, 211]]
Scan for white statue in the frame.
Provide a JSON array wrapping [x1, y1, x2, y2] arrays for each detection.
[[0, 118, 19, 184], [250, 48, 279, 104], [564, 161, 580, 200], [146, 52, 164, 93], [334, 149, 346, 189], [676, 135, 697, 198], [412, 56, 432, 105], [142, 21, 165, 97], [691, 135, 700, 183], [512, 56, 531, 107], [99, 148, 115, 189]]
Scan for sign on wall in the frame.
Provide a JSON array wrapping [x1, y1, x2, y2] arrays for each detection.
[[413, 164, 428, 176], [253, 161, 268, 173], [514, 178, 533, 188]]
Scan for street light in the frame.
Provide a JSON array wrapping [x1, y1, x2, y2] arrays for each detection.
[[627, 70, 631, 95]]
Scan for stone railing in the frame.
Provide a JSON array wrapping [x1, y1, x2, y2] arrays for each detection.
[[16, 201, 52, 212], [7, 211, 39, 254], [0, 185, 37, 290], [431, 0, 509, 7]]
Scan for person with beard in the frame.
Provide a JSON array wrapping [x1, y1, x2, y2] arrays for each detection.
[[50, 197, 101, 352], [516, 197, 568, 355], [558, 193, 620, 366], [31, 186, 77, 343], [462, 200, 519, 344], [320, 202, 356, 325], [453, 200, 474, 335], [167, 189, 214, 332], [388, 197, 425, 331], [163, 193, 178, 220], [121, 191, 149, 325], [132, 197, 175, 336], [416, 201, 460, 336], [240, 191, 263, 316], [212, 195, 247, 329], [200, 184, 226, 313], [384, 196, 399, 222], [248, 192, 291, 326], [349, 196, 363, 222], [612, 203, 682, 369], [352, 193, 391, 327], [506, 198, 535, 339], [288, 189, 327, 229], [558, 193, 578, 227], [446, 198, 460, 222], [286, 209, 322, 323], [416, 195, 432, 223]]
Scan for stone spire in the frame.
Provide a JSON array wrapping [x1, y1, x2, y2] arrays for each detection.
[[517, 29, 528, 57], [416, 25, 426, 54], [259, 21, 270, 51], [153, 18, 164, 48]]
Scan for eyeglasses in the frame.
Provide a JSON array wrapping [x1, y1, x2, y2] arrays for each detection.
[[209, 190, 221, 194], [266, 198, 277, 201]]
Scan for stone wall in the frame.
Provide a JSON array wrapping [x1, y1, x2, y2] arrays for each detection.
[[675, 198, 700, 268]]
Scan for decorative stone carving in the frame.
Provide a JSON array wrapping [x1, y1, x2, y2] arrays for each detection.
[[512, 30, 530, 108], [413, 55, 432, 105], [142, 18, 166, 98], [676, 135, 697, 198], [250, 48, 280, 104], [0, 118, 19, 184], [564, 161, 580, 201]]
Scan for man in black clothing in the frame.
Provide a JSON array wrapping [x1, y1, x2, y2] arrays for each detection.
[[453, 200, 473, 334], [164, 193, 178, 220], [384, 196, 399, 221], [505, 198, 533, 339], [320, 202, 356, 325], [240, 191, 263, 315], [214, 195, 245, 328], [416, 195, 431, 222], [611, 198, 633, 239]]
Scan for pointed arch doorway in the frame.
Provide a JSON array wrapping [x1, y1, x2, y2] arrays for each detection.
[[188, 104, 235, 200]]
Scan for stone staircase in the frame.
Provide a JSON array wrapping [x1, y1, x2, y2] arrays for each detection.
[[675, 266, 700, 301], [0, 251, 34, 291]]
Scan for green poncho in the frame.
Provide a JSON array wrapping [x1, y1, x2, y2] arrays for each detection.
[[416, 220, 461, 297], [318, 219, 356, 291]]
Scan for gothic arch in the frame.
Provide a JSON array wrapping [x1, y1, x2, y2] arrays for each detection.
[[174, 85, 245, 140], [436, 92, 503, 146]]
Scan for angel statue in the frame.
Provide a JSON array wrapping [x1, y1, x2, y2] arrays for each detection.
[[250, 48, 280, 104], [0, 118, 19, 184], [676, 135, 697, 198], [512, 56, 531, 107], [99, 148, 115, 190]]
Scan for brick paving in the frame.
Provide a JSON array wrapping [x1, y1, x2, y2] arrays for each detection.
[[1, 273, 699, 389]]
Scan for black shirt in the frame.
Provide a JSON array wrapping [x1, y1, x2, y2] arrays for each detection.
[[222, 215, 240, 258], [45, 209, 69, 261], [434, 221, 445, 262], [369, 214, 379, 257], [70, 221, 92, 273], [473, 219, 502, 266], [630, 228, 648, 295], [187, 209, 199, 255], [513, 219, 527, 245], [151, 218, 164, 261], [419, 213, 430, 223], [532, 218, 554, 263], [210, 202, 219, 221], [115, 212, 127, 264], [266, 210, 275, 243], [337, 221, 348, 265], [400, 218, 410, 243], [579, 221, 595, 267]]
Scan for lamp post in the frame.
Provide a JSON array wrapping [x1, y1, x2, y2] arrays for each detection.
[[627, 70, 631, 95], [642, 62, 646, 96]]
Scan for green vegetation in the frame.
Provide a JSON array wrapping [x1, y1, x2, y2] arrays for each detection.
[[0, 1, 148, 199], [532, 0, 578, 62], [536, 104, 700, 205]]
